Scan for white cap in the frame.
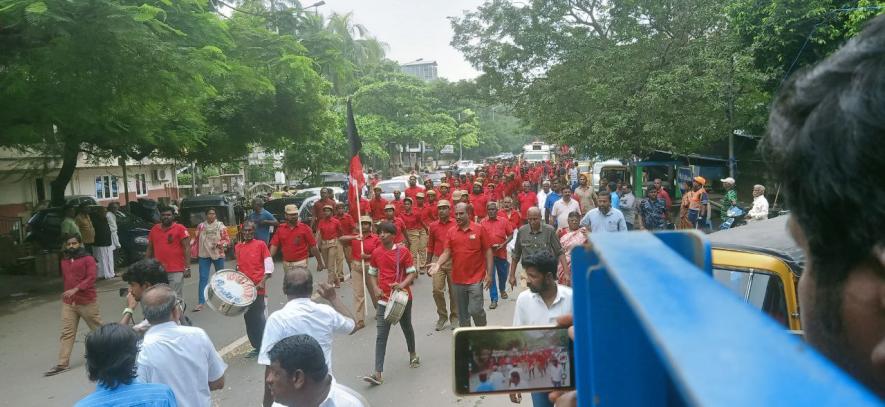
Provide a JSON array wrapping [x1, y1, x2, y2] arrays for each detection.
[[720, 177, 735, 184]]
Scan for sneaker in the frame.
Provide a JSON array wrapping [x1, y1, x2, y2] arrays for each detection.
[[489, 301, 498, 310], [450, 318, 460, 330], [244, 348, 259, 359], [435, 318, 447, 331], [501, 291, 509, 299]]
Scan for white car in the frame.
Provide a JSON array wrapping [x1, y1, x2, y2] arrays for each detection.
[[375, 179, 424, 201]]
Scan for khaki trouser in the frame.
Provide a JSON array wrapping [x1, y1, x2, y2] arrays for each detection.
[[406, 229, 428, 269], [320, 239, 342, 283], [350, 260, 376, 324], [283, 260, 308, 272], [431, 255, 458, 322], [57, 302, 102, 367]]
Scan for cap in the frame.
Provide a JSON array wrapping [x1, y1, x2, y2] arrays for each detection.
[[373, 185, 382, 190], [440, 183, 450, 188], [359, 216, 373, 223], [693, 176, 707, 186], [393, 189, 401, 193], [322, 205, 333, 210], [451, 191, 462, 200], [384, 204, 395, 210], [284, 204, 298, 214], [416, 192, 425, 198], [426, 190, 437, 195], [473, 181, 482, 186], [437, 199, 451, 208], [720, 177, 735, 184]]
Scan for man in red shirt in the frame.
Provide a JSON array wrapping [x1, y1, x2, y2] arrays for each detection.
[[369, 186, 388, 221], [438, 183, 452, 202], [423, 178, 435, 194], [235, 221, 273, 357], [312, 187, 337, 231], [335, 202, 355, 273], [481, 201, 515, 309], [270, 204, 326, 274], [517, 181, 538, 220], [146, 206, 190, 298], [400, 198, 427, 273], [404, 175, 423, 202], [501, 196, 522, 230], [424, 200, 458, 330], [383, 204, 406, 244], [45, 234, 103, 376], [363, 221, 419, 385], [339, 216, 380, 329], [429, 202, 493, 327], [317, 205, 343, 286], [471, 182, 489, 222], [391, 190, 405, 216], [423, 190, 439, 224]]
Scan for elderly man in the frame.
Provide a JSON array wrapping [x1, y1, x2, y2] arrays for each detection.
[[536, 181, 551, 222], [138, 285, 227, 407], [259, 269, 356, 407], [747, 184, 769, 222], [760, 16, 885, 396], [265, 335, 365, 407], [719, 177, 738, 222], [429, 202, 493, 327], [249, 198, 279, 245], [508, 207, 567, 291]]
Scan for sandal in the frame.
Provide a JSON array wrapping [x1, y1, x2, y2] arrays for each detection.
[[192, 304, 203, 313], [361, 374, 383, 385], [409, 355, 421, 368], [44, 365, 70, 377]]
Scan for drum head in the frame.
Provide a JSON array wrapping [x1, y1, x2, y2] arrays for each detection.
[[210, 269, 257, 307]]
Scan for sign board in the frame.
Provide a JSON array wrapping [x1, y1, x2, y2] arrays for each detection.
[[676, 166, 693, 186], [440, 145, 454, 154]]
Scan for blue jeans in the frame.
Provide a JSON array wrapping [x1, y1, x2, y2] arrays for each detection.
[[531, 392, 553, 407], [198, 257, 225, 304], [489, 257, 510, 302]]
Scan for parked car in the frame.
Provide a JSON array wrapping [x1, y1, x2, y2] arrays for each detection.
[[289, 187, 344, 208], [178, 195, 241, 258], [708, 215, 802, 332], [423, 172, 447, 184], [25, 206, 151, 267], [127, 198, 161, 224], [374, 179, 425, 201]]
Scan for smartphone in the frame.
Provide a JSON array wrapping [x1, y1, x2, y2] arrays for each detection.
[[453, 325, 575, 395]]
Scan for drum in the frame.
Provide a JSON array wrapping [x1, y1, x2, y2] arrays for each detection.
[[382, 289, 409, 325], [205, 269, 257, 317]]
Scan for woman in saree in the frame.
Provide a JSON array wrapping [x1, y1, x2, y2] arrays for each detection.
[[557, 211, 587, 286]]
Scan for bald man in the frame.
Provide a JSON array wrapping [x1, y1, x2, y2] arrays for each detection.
[[259, 269, 357, 407], [509, 207, 567, 289]]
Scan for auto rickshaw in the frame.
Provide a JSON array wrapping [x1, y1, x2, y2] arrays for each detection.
[[708, 215, 802, 332], [178, 195, 240, 258]]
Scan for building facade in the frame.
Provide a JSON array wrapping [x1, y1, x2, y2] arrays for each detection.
[[400, 59, 438, 82]]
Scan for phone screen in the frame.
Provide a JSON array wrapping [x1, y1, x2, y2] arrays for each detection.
[[453, 326, 575, 395]]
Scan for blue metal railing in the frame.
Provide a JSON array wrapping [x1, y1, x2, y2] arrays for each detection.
[[571, 231, 880, 406]]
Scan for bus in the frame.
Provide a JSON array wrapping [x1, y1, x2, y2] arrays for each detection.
[[522, 142, 553, 163]]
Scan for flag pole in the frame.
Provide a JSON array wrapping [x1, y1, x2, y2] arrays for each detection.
[[354, 181, 370, 319]]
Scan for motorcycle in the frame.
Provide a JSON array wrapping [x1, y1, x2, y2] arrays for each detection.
[[719, 206, 748, 230]]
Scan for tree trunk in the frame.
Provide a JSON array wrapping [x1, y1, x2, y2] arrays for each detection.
[[49, 140, 80, 207]]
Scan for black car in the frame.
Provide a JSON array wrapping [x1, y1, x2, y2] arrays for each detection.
[[25, 207, 152, 267]]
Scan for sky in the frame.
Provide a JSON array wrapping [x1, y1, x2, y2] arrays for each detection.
[[318, 0, 485, 81]]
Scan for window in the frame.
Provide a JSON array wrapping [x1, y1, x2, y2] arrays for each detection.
[[136, 174, 148, 195], [713, 268, 789, 328], [95, 175, 119, 199]]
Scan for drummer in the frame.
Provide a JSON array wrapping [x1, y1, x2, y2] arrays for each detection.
[[270, 204, 326, 274], [235, 221, 273, 358], [361, 221, 420, 386]]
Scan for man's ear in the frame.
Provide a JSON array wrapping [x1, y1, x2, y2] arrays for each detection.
[[292, 369, 306, 390]]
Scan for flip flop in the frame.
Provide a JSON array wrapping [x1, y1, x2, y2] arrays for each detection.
[[192, 305, 203, 313], [44, 365, 70, 377], [361, 374, 383, 385]]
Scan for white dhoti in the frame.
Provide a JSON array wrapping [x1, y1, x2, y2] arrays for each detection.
[[93, 245, 115, 279]]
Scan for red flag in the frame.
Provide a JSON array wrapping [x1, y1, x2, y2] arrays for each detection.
[[346, 99, 365, 215]]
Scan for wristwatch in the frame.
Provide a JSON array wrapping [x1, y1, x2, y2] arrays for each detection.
[[122, 307, 134, 317]]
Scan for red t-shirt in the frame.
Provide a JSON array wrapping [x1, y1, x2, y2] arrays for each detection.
[[400, 210, 424, 230], [370, 198, 388, 220], [370, 244, 415, 300], [404, 186, 423, 202], [503, 209, 522, 230], [317, 217, 342, 241], [427, 218, 454, 258], [481, 217, 513, 259], [336, 213, 355, 235], [518, 191, 538, 218], [444, 222, 490, 284], [383, 217, 406, 243], [235, 239, 271, 295], [471, 193, 489, 219], [350, 233, 381, 260], [313, 198, 336, 223], [391, 199, 405, 216], [422, 204, 438, 224], [148, 223, 188, 272], [270, 222, 316, 262]]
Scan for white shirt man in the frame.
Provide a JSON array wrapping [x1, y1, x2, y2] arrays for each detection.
[[747, 185, 770, 221], [513, 283, 574, 326], [537, 185, 550, 222], [258, 297, 355, 372], [137, 322, 227, 407], [550, 194, 581, 230]]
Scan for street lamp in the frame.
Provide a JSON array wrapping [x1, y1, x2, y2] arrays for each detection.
[[304, 0, 325, 14]]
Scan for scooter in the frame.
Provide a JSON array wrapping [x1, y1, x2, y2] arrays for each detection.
[[719, 206, 748, 230]]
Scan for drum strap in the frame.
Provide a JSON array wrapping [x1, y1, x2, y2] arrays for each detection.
[[394, 244, 403, 284]]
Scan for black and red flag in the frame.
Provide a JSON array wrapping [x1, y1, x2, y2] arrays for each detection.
[[346, 98, 366, 218]]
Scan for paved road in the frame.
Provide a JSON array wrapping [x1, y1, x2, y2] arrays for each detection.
[[0, 258, 528, 407]]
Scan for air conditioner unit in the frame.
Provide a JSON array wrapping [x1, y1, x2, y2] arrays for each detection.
[[152, 168, 170, 182]]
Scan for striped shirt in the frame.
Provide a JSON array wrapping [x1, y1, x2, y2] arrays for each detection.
[[75, 382, 177, 407]]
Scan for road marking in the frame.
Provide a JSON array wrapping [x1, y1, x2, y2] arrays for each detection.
[[218, 335, 250, 357]]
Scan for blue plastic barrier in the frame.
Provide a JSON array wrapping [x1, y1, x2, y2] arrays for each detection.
[[571, 231, 881, 406]]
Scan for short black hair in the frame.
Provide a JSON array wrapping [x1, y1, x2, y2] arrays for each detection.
[[85, 323, 139, 389], [268, 334, 328, 382], [378, 221, 397, 235], [521, 251, 557, 277], [122, 259, 169, 286], [158, 205, 173, 214], [63, 233, 82, 243], [762, 15, 885, 323]]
